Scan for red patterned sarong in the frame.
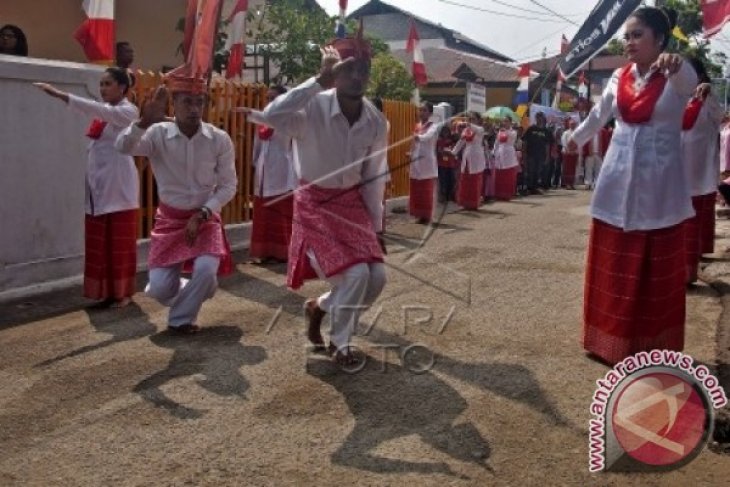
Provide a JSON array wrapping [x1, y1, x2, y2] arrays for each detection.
[[409, 178, 435, 220], [250, 193, 294, 261], [494, 167, 518, 201], [457, 171, 483, 210], [148, 203, 232, 275], [288, 183, 384, 290], [562, 153, 578, 186], [583, 219, 685, 365], [697, 192, 716, 254], [84, 209, 138, 300]]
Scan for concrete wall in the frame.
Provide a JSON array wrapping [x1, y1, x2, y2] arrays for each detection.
[[0, 55, 104, 292]]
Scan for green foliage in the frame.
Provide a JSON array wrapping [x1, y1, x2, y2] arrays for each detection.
[[254, 0, 334, 84], [367, 52, 415, 101]]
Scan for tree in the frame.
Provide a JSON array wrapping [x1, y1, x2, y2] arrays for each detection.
[[253, 0, 334, 84], [367, 53, 415, 101]]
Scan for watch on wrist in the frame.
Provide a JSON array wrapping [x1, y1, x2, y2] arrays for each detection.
[[199, 206, 212, 221]]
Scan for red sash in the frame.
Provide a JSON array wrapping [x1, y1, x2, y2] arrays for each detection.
[[616, 65, 667, 124], [462, 127, 475, 142], [86, 119, 107, 139], [682, 98, 704, 131], [258, 125, 274, 140]]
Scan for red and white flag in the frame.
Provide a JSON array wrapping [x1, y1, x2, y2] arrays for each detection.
[[407, 18, 427, 86], [552, 70, 566, 109], [702, 0, 730, 37], [74, 0, 115, 63], [179, 0, 222, 78], [578, 71, 588, 98], [225, 0, 248, 79], [560, 34, 569, 55]]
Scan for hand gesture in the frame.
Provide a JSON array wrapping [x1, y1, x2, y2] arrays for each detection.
[[33, 82, 68, 102], [695, 82, 712, 100], [651, 53, 683, 76], [316, 45, 354, 89], [138, 85, 168, 129]]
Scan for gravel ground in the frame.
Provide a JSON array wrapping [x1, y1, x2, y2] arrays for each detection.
[[1, 189, 728, 486]]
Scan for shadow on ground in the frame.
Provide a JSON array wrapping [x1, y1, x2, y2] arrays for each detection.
[[133, 325, 266, 419]]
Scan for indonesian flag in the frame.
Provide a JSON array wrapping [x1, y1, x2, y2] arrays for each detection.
[[74, 0, 115, 63], [578, 71, 588, 98], [225, 0, 247, 79], [552, 70, 565, 109], [407, 19, 427, 86], [336, 0, 347, 38], [560, 34, 569, 55], [702, 0, 730, 37], [514, 64, 530, 105], [180, 0, 222, 78]]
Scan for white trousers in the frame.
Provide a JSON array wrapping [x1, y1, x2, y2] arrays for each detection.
[[146, 254, 220, 327], [583, 155, 602, 187], [308, 251, 386, 349]]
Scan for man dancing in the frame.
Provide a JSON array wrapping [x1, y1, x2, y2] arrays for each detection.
[[261, 32, 388, 365], [116, 73, 237, 334]]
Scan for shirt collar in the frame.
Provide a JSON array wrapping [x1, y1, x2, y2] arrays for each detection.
[[328, 92, 369, 128], [165, 121, 214, 140]]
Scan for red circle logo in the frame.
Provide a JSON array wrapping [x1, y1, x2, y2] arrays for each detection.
[[611, 372, 707, 466]]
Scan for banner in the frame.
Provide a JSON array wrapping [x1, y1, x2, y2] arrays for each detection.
[[528, 104, 580, 126], [466, 82, 486, 114], [702, 0, 730, 38], [559, 0, 641, 79]]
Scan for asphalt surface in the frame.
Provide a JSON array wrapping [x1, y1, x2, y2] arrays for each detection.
[[1, 189, 729, 486]]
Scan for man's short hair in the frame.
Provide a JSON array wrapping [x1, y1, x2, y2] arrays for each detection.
[[421, 101, 433, 113]]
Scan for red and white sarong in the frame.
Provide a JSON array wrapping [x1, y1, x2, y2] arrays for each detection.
[[84, 209, 138, 300], [457, 171, 483, 210], [583, 219, 685, 365], [148, 203, 233, 275], [288, 183, 383, 290], [494, 167, 518, 201], [250, 193, 294, 261], [409, 178, 435, 220]]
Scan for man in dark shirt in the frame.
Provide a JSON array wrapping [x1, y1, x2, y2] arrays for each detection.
[[522, 112, 554, 194]]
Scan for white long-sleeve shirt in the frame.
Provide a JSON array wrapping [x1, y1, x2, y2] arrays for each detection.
[[68, 95, 139, 215], [115, 121, 237, 213], [452, 124, 487, 174], [572, 61, 698, 231], [721, 124, 730, 173], [261, 77, 388, 232], [681, 94, 724, 196], [493, 129, 518, 169], [409, 119, 440, 180], [247, 110, 297, 197]]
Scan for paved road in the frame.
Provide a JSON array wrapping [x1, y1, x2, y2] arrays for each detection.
[[1, 190, 728, 486]]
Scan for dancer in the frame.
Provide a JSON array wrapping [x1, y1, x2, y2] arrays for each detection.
[[570, 6, 697, 364], [116, 73, 237, 334], [260, 34, 388, 365], [34, 68, 139, 308]]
